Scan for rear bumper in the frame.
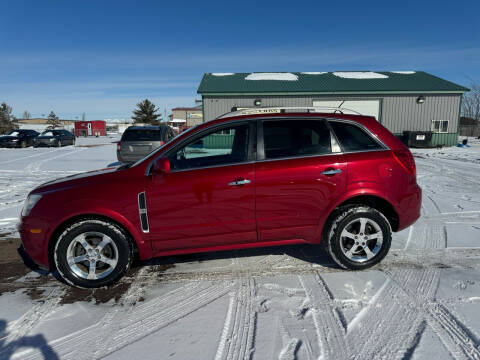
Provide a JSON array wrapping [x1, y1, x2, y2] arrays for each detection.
[[117, 151, 139, 164], [396, 183, 422, 231]]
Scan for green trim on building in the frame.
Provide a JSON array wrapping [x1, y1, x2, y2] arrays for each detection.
[[201, 90, 466, 96], [198, 71, 469, 95], [431, 133, 458, 147]]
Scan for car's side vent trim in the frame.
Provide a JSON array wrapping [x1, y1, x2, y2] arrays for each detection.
[[138, 192, 149, 233]]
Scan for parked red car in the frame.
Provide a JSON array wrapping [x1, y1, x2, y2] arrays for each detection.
[[19, 110, 421, 287]]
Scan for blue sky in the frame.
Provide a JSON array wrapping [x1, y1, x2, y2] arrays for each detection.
[[1, 0, 479, 120]]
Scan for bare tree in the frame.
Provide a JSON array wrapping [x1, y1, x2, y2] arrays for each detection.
[[462, 82, 480, 121]]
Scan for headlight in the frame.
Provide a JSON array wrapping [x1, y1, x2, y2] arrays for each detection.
[[22, 194, 42, 217]]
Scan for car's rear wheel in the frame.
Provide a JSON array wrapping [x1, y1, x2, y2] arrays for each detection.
[[54, 219, 133, 288], [20, 140, 26, 148], [325, 206, 392, 270]]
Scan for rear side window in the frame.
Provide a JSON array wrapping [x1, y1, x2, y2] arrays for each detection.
[[329, 121, 382, 152], [122, 129, 161, 141], [263, 120, 333, 159]]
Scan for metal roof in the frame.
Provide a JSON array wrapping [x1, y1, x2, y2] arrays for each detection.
[[197, 71, 469, 95]]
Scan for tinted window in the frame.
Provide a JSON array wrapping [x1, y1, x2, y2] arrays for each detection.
[[122, 129, 162, 141], [329, 121, 382, 152], [41, 130, 57, 136], [165, 128, 175, 142], [168, 124, 249, 170], [263, 120, 333, 159]]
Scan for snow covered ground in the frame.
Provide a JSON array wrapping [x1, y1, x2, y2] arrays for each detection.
[[1, 137, 480, 359]]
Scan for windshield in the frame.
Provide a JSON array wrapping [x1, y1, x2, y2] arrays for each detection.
[[8, 131, 20, 136], [130, 125, 198, 168], [41, 131, 55, 136]]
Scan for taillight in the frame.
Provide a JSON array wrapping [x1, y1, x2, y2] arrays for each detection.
[[159, 141, 165, 146], [117, 142, 121, 151], [392, 149, 416, 177]]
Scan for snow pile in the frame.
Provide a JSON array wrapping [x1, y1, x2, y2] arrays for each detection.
[[391, 71, 416, 74], [245, 73, 298, 81], [332, 72, 389, 79], [301, 72, 327, 75], [211, 73, 234, 76]]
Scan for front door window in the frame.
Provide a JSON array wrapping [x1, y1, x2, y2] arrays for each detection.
[[168, 124, 249, 170]]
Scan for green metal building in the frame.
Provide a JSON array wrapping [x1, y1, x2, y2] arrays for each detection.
[[197, 71, 469, 146]]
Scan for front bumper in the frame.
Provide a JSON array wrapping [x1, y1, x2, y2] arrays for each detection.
[[0, 142, 20, 148], [18, 216, 52, 269], [34, 140, 55, 147]]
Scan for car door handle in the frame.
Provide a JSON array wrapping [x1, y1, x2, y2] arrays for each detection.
[[228, 179, 251, 186], [321, 169, 342, 176]]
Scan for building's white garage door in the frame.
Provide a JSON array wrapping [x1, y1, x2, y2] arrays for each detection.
[[312, 100, 380, 120]]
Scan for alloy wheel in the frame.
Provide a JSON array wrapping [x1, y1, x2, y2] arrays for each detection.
[[66, 232, 118, 280], [339, 217, 384, 263]]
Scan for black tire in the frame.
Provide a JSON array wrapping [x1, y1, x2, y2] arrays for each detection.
[[20, 141, 26, 148], [54, 219, 133, 288], [325, 206, 392, 270], [56, 140, 62, 147]]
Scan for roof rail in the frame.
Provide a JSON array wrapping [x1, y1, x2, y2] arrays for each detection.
[[216, 106, 362, 119]]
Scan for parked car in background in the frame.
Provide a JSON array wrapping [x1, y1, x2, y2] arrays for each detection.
[[0, 129, 39, 148], [117, 125, 176, 164], [34, 129, 75, 147], [20, 108, 421, 288]]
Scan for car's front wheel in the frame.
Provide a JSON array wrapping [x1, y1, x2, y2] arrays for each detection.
[[54, 219, 133, 288], [325, 206, 392, 270]]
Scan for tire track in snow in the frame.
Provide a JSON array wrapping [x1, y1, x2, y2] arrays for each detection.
[[299, 273, 349, 360], [215, 278, 257, 360], [426, 303, 480, 360], [0, 147, 64, 165], [18, 279, 233, 360], [0, 286, 66, 358], [347, 223, 445, 359], [102, 281, 233, 359], [386, 268, 480, 360], [25, 147, 86, 173], [345, 268, 419, 359], [361, 269, 437, 360], [15, 268, 151, 360]]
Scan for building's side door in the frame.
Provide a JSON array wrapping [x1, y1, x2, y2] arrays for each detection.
[[255, 119, 347, 243], [146, 121, 257, 253]]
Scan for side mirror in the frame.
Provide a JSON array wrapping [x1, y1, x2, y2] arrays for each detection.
[[152, 157, 170, 174]]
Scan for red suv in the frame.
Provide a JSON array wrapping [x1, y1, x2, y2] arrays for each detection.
[[19, 110, 421, 288]]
